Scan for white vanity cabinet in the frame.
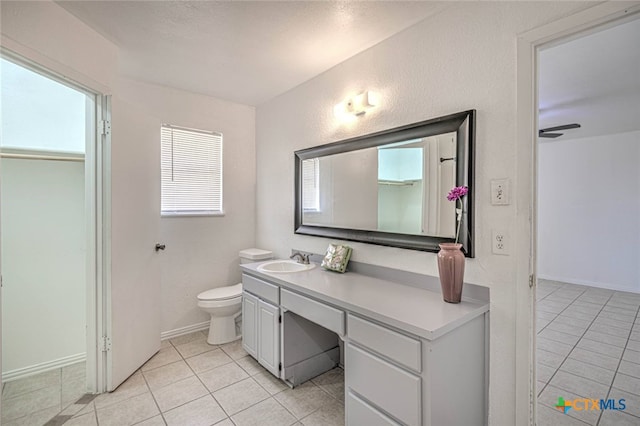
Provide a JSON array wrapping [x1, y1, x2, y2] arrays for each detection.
[[346, 313, 487, 426], [240, 264, 489, 426], [241, 275, 281, 377]]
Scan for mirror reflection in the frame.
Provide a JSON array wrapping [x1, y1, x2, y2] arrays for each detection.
[[295, 110, 475, 255], [301, 131, 457, 238]]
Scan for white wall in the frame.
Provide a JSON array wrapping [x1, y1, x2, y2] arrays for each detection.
[[1, 159, 85, 374], [538, 130, 640, 292], [255, 2, 589, 424]]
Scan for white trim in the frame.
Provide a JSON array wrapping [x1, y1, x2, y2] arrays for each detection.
[[2, 353, 86, 382], [0, 38, 110, 96], [160, 321, 210, 341], [516, 3, 640, 425]]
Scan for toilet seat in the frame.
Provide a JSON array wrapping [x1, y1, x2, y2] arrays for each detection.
[[197, 283, 242, 301]]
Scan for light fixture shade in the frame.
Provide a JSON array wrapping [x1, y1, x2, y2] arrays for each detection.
[[334, 90, 378, 119]]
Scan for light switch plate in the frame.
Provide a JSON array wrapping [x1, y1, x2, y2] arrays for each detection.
[[491, 178, 510, 205]]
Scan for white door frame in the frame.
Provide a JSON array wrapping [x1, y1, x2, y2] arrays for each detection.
[[0, 47, 110, 395], [515, 3, 640, 424]]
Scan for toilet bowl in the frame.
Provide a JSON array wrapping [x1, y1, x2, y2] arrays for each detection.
[[197, 248, 273, 345], [197, 283, 243, 345]]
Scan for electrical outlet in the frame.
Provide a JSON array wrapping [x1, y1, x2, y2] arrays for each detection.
[[491, 178, 510, 205], [492, 229, 509, 255]]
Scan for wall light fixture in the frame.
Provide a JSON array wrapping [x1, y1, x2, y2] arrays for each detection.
[[333, 91, 378, 119]]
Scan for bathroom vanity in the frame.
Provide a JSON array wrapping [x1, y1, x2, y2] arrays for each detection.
[[241, 260, 489, 426]]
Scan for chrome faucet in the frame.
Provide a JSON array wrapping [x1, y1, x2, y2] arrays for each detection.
[[290, 251, 310, 264]]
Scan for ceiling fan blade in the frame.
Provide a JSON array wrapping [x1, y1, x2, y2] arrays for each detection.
[[538, 131, 563, 138], [539, 123, 581, 133]]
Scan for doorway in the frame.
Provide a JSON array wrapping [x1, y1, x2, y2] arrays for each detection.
[[0, 54, 104, 424], [531, 11, 640, 426]]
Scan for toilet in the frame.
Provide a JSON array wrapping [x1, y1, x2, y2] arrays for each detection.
[[197, 248, 273, 345]]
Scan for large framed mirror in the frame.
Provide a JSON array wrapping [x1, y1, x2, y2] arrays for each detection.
[[294, 110, 475, 256]]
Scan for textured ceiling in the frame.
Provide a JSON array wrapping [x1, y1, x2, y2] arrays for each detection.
[[539, 17, 640, 140], [57, 1, 448, 106]]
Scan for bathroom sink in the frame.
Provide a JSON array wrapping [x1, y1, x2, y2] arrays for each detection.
[[257, 260, 316, 273]]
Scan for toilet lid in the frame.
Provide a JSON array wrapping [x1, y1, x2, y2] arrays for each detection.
[[197, 283, 242, 301]]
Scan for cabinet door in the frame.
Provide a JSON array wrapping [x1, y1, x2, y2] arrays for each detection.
[[257, 299, 281, 377], [242, 292, 259, 358]]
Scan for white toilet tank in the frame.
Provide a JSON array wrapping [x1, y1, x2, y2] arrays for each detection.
[[239, 248, 273, 264]]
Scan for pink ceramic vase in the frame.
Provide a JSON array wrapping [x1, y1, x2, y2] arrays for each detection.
[[437, 243, 465, 303]]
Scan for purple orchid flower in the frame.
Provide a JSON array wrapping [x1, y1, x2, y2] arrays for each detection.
[[447, 186, 468, 243], [447, 186, 469, 202]]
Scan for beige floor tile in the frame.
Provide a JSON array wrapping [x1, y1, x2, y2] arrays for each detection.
[[62, 362, 87, 383], [62, 376, 87, 406], [64, 412, 99, 426], [164, 394, 227, 426], [275, 382, 336, 419], [213, 377, 269, 416], [300, 398, 345, 426], [142, 346, 183, 372], [135, 415, 167, 425], [213, 419, 235, 426], [198, 362, 249, 392], [231, 397, 296, 426], [236, 356, 265, 376], [175, 338, 216, 358], [94, 371, 149, 410], [143, 360, 194, 391], [311, 368, 344, 401], [2, 405, 61, 426], [253, 371, 287, 395], [169, 331, 207, 347], [152, 376, 208, 413], [1, 384, 61, 422], [61, 403, 88, 417], [72, 401, 96, 418], [185, 348, 233, 374], [220, 340, 249, 360], [599, 409, 640, 426], [2, 369, 60, 399], [96, 392, 159, 426]]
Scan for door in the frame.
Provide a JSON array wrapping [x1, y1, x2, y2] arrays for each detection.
[[257, 299, 280, 377], [242, 292, 259, 358], [106, 97, 161, 390]]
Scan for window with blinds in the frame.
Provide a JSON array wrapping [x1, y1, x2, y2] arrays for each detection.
[[161, 125, 223, 216], [302, 158, 320, 211]]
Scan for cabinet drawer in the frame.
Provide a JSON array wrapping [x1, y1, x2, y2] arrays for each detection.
[[281, 289, 344, 336], [242, 274, 279, 305], [348, 314, 421, 372], [346, 343, 421, 426], [347, 391, 401, 426]]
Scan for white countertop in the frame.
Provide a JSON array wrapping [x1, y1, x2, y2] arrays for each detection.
[[241, 261, 489, 340]]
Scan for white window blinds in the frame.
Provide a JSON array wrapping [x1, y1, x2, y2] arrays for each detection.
[[302, 158, 320, 211], [161, 125, 223, 216]]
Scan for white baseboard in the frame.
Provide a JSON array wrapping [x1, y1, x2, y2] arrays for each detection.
[[3, 353, 86, 382], [161, 321, 210, 341], [538, 274, 639, 293]]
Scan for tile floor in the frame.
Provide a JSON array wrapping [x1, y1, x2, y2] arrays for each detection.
[[537, 279, 640, 425], [12, 330, 344, 426], [1, 361, 87, 425]]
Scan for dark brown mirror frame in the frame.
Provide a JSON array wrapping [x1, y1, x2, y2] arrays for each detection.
[[294, 110, 475, 257]]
